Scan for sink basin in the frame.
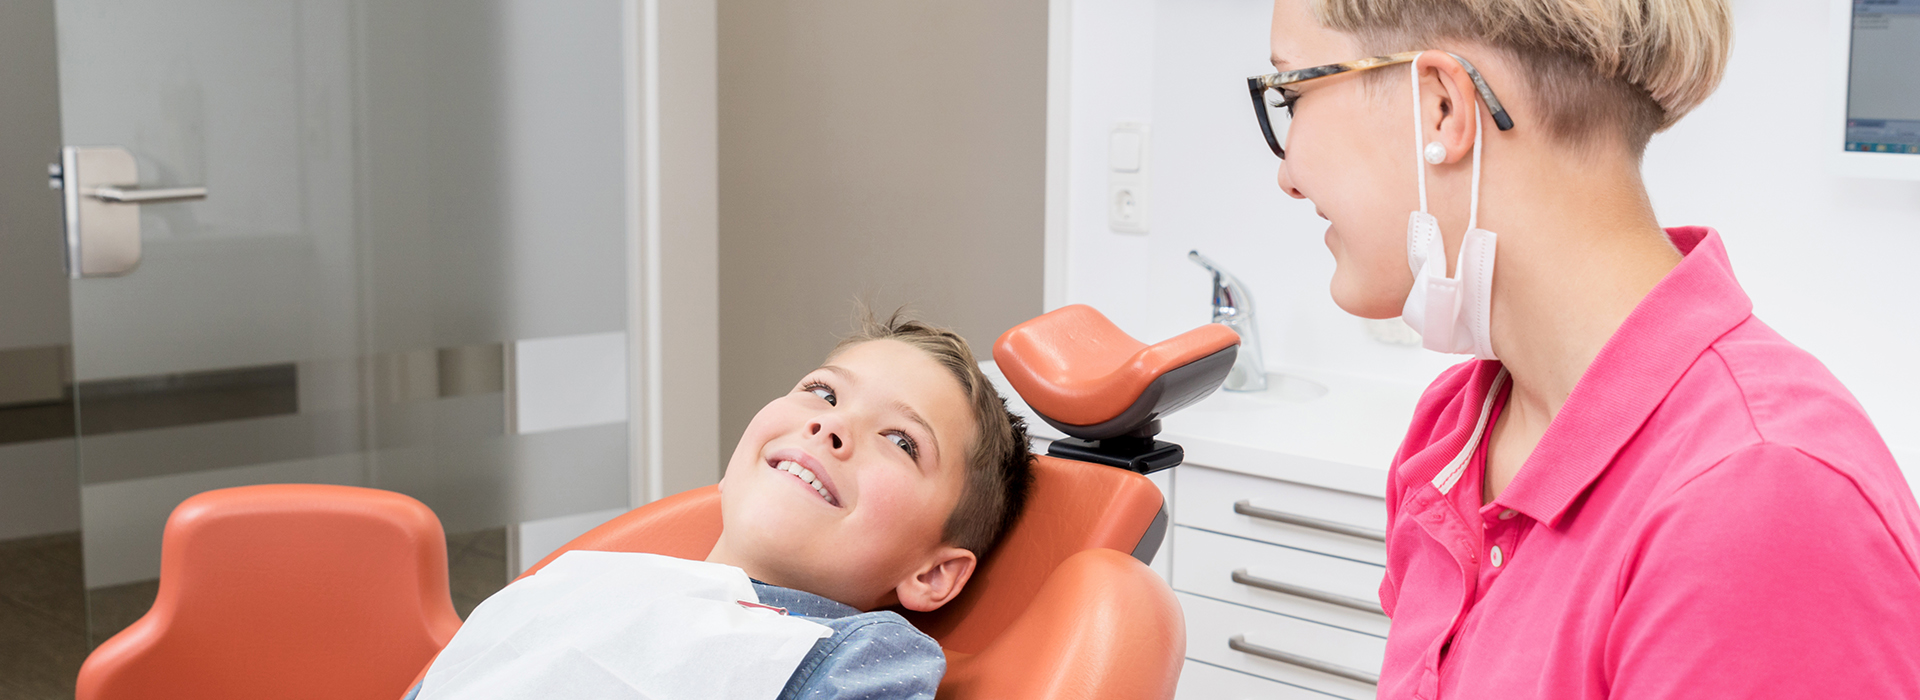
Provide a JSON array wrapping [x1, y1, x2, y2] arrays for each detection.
[[1217, 373, 1329, 403]]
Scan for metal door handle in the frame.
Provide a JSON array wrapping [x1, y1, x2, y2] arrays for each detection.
[[88, 185, 207, 204], [1231, 568, 1386, 616], [55, 146, 209, 278], [1228, 634, 1380, 686], [1234, 500, 1386, 542]]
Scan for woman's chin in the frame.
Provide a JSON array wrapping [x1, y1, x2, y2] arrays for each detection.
[[1329, 275, 1407, 320]]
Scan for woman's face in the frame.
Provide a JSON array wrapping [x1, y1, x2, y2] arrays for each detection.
[[1269, 0, 1421, 319]]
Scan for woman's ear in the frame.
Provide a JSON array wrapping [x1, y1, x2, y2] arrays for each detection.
[[893, 546, 977, 612], [1415, 52, 1480, 166]]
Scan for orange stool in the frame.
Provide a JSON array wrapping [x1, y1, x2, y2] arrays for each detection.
[[76, 484, 462, 700]]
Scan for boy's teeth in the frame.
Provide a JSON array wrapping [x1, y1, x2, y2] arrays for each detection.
[[775, 460, 834, 505]]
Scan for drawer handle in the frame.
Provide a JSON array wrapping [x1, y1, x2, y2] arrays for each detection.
[[1232, 568, 1386, 617], [1229, 634, 1380, 686], [1234, 500, 1386, 542]]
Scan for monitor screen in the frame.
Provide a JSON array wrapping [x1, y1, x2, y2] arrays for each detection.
[[1846, 0, 1920, 154]]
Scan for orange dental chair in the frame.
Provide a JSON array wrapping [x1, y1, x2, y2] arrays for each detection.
[[76, 305, 1239, 700]]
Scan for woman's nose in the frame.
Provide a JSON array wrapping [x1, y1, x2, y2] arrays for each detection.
[[1275, 161, 1307, 200], [807, 418, 846, 452]]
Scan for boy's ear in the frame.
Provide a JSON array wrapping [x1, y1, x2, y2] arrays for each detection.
[[894, 546, 977, 612]]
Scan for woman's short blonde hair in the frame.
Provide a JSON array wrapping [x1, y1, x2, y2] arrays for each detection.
[[1314, 0, 1730, 150]]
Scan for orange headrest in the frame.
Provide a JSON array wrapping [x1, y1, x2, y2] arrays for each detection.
[[993, 305, 1238, 440]]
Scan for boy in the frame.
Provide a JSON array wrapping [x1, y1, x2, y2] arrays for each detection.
[[412, 313, 1034, 700]]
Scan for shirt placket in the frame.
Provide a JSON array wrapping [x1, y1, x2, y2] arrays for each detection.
[[1479, 505, 1524, 584], [1407, 487, 1482, 700]]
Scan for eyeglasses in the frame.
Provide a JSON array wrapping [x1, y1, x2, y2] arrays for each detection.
[[1247, 51, 1515, 160]]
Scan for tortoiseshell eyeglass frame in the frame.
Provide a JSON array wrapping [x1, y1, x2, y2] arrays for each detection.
[[1247, 51, 1515, 160]]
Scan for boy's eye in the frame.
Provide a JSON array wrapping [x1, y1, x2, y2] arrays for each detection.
[[886, 431, 919, 460], [804, 383, 836, 406]]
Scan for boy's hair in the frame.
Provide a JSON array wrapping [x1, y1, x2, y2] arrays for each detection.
[[1314, 0, 1730, 153], [828, 309, 1034, 559]]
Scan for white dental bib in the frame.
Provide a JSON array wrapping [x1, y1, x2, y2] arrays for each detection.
[[418, 551, 833, 700]]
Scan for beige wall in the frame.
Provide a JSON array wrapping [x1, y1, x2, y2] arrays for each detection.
[[656, 0, 722, 498], [716, 0, 1048, 466]]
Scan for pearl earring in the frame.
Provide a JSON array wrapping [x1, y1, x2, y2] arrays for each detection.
[[1423, 142, 1446, 165]]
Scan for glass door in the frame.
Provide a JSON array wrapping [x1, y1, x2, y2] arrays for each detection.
[[0, 1, 639, 695]]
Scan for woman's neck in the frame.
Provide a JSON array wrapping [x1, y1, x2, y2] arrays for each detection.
[[1480, 152, 1679, 451]]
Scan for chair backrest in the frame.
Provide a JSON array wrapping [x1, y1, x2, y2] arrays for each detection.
[[521, 454, 1167, 654], [77, 484, 462, 700]]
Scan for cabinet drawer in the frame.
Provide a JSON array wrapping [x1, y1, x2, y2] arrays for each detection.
[[1173, 526, 1389, 637], [1177, 465, 1387, 565], [1176, 658, 1333, 700], [1180, 592, 1383, 700]]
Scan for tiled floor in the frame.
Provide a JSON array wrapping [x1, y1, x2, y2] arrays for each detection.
[[0, 528, 508, 699]]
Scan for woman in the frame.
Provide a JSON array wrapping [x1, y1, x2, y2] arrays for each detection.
[[1251, 0, 1920, 696]]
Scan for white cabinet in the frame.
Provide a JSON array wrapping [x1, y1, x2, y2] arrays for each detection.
[[1168, 465, 1390, 700]]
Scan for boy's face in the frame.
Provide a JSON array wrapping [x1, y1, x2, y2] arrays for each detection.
[[710, 339, 978, 611]]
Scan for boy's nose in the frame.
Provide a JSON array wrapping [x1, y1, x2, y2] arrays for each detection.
[[807, 420, 845, 450]]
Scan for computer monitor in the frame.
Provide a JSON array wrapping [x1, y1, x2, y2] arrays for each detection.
[[1830, 0, 1920, 180]]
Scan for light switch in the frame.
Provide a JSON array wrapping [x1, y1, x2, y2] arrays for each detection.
[[1108, 123, 1150, 234], [1109, 131, 1142, 172]]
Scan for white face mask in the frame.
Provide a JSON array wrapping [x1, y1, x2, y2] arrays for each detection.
[[1400, 58, 1499, 360]]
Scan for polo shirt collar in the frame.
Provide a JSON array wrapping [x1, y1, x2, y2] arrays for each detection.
[[1497, 227, 1752, 527]]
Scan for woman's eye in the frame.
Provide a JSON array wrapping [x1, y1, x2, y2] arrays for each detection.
[[805, 384, 836, 406], [886, 432, 919, 460]]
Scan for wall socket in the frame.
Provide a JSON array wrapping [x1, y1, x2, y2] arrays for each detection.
[[1108, 123, 1149, 234]]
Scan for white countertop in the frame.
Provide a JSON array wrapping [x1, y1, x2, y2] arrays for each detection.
[[981, 361, 1427, 498]]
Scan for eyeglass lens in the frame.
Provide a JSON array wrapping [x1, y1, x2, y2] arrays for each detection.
[[1263, 87, 1293, 159]]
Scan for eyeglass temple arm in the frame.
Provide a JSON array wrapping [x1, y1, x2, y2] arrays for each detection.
[[1443, 52, 1514, 132]]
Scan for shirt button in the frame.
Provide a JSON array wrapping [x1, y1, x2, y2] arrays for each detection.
[[1490, 545, 1504, 567], [1498, 509, 1518, 520]]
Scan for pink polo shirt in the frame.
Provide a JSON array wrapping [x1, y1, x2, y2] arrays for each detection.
[[1378, 227, 1920, 699]]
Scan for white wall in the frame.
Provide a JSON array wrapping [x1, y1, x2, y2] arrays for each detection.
[[1061, 0, 1918, 459]]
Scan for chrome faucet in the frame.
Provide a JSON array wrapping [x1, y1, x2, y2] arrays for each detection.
[[1189, 250, 1267, 392]]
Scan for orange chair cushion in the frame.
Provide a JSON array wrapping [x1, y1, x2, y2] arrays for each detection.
[[936, 549, 1184, 700], [78, 484, 462, 700], [899, 455, 1164, 653], [993, 304, 1239, 427]]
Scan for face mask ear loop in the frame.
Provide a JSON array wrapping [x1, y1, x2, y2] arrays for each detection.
[[1467, 99, 1483, 231], [1410, 58, 1428, 215]]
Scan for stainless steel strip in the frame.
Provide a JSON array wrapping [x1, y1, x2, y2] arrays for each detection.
[[1228, 634, 1380, 686], [1232, 568, 1386, 616], [1234, 500, 1386, 542]]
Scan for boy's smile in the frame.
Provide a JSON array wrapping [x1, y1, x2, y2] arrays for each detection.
[[765, 448, 839, 507]]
